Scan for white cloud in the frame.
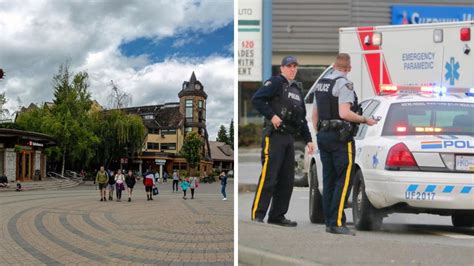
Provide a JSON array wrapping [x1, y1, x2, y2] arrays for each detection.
[[0, 0, 234, 139]]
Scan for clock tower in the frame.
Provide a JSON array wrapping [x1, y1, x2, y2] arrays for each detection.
[[178, 72, 211, 161]]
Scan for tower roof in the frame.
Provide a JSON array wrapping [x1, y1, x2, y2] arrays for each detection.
[[178, 71, 207, 99], [189, 71, 197, 83]]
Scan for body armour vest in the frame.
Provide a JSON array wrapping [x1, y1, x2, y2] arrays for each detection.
[[314, 77, 359, 121], [268, 81, 305, 132]]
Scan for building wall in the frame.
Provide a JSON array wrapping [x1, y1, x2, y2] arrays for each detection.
[[146, 133, 179, 154], [273, 0, 474, 53], [4, 148, 16, 182]]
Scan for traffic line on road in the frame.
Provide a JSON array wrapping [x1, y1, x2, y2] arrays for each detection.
[[239, 245, 320, 266], [429, 231, 474, 239]]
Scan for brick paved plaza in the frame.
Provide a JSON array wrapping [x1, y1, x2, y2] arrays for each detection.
[[0, 181, 233, 265]]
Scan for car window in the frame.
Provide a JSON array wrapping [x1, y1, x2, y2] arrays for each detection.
[[355, 100, 380, 139], [382, 101, 474, 136]]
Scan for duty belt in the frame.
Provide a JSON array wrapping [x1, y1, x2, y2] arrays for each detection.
[[317, 119, 345, 131]]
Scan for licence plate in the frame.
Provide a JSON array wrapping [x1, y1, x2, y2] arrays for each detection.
[[455, 155, 474, 171]]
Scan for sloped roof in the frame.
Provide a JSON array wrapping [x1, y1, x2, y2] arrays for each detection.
[[121, 104, 182, 128], [209, 141, 234, 162], [155, 106, 182, 128]]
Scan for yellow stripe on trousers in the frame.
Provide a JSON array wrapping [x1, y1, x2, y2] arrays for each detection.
[[337, 141, 353, 227], [252, 136, 270, 220]]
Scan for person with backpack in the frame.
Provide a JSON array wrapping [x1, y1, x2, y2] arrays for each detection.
[[95, 166, 109, 201], [143, 168, 155, 201]]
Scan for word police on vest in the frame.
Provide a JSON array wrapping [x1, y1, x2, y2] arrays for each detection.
[[316, 83, 330, 92], [288, 92, 301, 101]]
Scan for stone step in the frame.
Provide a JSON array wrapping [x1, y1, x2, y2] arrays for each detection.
[[0, 179, 80, 192]]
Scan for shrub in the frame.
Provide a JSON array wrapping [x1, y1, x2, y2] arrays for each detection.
[[238, 123, 263, 147]]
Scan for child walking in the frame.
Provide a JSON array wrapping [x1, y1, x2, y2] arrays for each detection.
[[180, 177, 190, 200]]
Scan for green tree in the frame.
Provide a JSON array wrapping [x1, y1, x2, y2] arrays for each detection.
[[15, 101, 69, 168], [48, 65, 101, 175], [228, 119, 234, 147], [216, 124, 229, 144], [92, 109, 146, 168], [180, 131, 203, 176]]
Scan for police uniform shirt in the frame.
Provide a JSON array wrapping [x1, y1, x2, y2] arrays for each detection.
[[252, 74, 312, 144], [313, 69, 355, 109]]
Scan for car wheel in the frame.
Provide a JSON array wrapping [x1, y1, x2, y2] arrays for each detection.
[[309, 162, 324, 223], [451, 212, 474, 227], [293, 141, 307, 184], [352, 170, 383, 231]]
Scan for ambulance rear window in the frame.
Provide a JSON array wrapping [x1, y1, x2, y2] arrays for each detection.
[[382, 102, 474, 136]]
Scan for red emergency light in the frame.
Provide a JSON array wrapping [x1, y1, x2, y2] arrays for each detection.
[[460, 28, 470, 41]]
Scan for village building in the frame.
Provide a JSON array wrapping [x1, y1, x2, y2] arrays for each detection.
[[0, 128, 55, 182]]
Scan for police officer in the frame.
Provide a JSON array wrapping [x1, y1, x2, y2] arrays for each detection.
[[251, 56, 314, 227], [312, 53, 377, 235]]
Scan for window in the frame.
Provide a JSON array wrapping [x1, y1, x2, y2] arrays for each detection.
[[185, 127, 193, 133], [146, 142, 159, 150], [382, 102, 474, 136], [161, 129, 176, 135], [161, 143, 176, 150], [186, 99, 193, 121], [143, 114, 154, 120], [148, 128, 158, 134], [198, 110, 204, 122], [355, 100, 380, 139], [198, 100, 203, 108]]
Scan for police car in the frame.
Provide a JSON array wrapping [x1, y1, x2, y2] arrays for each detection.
[[308, 85, 474, 230]]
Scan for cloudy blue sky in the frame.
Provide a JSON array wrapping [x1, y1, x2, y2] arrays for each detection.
[[0, 0, 234, 139]]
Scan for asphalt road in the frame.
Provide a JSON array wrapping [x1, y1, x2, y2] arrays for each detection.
[[238, 155, 474, 265]]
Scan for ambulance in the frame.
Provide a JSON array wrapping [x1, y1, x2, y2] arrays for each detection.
[[304, 22, 474, 229]]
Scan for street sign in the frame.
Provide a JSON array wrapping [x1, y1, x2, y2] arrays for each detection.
[[155, 159, 166, 165]]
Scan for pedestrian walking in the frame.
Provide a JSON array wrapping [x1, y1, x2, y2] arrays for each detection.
[[95, 166, 109, 201], [107, 170, 116, 201], [163, 171, 168, 183], [312, 53, 377, 235], [172, 170, 179, 192], [155, 171, 160, 183], [189, 176, 199, 199], [115, 170, 125, 202], [125, 170, 137, 202], [219, 171, 228, 201], [180, 177, 190, 200], [250, 56, 314, 226], [143, 168, 155, 201]]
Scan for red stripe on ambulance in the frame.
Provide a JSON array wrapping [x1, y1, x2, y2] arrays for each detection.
[[356, 27, 392, 95]]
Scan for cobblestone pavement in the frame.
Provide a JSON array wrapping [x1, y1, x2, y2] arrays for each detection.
[[0, 181, 233, 265]]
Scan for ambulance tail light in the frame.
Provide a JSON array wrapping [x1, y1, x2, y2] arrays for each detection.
[[460, 28, 470, 41], [385, 143, 419, 171]]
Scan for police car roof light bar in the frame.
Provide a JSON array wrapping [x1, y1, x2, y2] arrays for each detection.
[[379, 84, 474, 96]]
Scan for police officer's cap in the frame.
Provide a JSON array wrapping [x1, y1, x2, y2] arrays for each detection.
[[281, 56, 298, 66]]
